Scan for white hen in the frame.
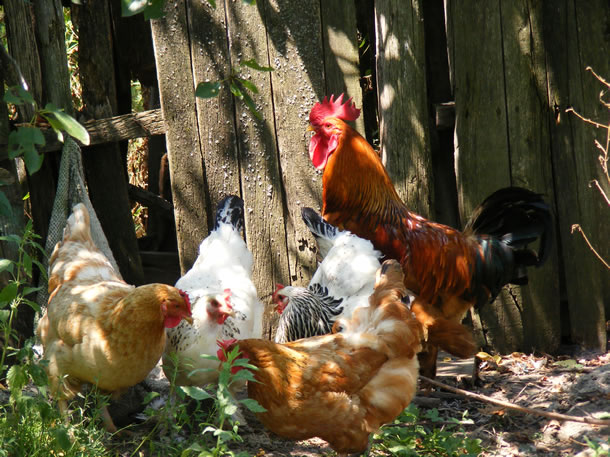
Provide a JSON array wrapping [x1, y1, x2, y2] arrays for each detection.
[[163, 195, 263, 386], [273, 207, 384, 343]]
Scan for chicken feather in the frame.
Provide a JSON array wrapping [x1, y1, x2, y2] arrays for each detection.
[[37, 203, 192, 431], [308, 94, 553, 378], [220, 260, 422, 455]]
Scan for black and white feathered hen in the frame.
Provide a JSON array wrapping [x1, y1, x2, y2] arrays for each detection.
[[163, 195, 263, 385], [273, 207, 386, 343]]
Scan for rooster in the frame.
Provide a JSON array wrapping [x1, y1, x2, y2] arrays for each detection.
[[163, 195, 263, 386], [218, 260, 422, 456], [308, 94, 553, 378], [273, 207, 383, 343], [36, 203, 193, 432]]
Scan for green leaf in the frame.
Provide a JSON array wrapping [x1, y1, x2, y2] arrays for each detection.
[[232, 358, 257, 369], [42, 104, 90, 145], [22, 299, 41, 314], [0, 259, 14, 275], [50, 426, 72, 451], [7, 365, 28, 392], [22, 252, 32, 277], [206, 0, 216, 7], [241, 59, 273, 72], [241, 0, 256, 5], [241, 92, 262, 120], [0, 310, 9, 322], [37, 400, 54, 421], [8, 126, 45, 174], [28, 364, 48, 387], [22, 146, 45, 174], [0, 234, 22, 244], [199, 353, 220, 361], [223, 403, 238, 416], [230, 369, 256, 384], [0, 282, 19, 304], [8, 126, 45, 166], [180, 385, 213, 401], [16, 86, 34, 104], [142, 391, 160, 404], [237, 78, 259, 94], [3, 86, 34, 105], [22, 286, 42, 296], [3, 88, 22, 105], [202, 425, 217, 436], [195, 81, 221, 98], [229, 81, 244, 99], [121, 0, 149, 16], [240, 398, 266, 413], [0, 191, 13, 218], [143, 0, 165, 19]]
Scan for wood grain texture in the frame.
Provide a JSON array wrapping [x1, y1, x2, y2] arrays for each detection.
[[74, 1, 145, 286], [151, 1, 209, 274], [320, 1, 365, 135], [447, 0, 526, 352], [543, 0, 609, 350], [262, 0, 326, 289], [224, 0, 291, 337], [499, 0, 560, 353], [375, 0, 434, 218]]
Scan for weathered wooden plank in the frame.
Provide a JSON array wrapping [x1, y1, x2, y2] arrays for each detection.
[[51, 109, 163, 151], [499, 0, 561, 353], [571, 1, 610, 322], [447, 0, 521, 352], [32, 0, 72, 114], [186, 1, 240, 218], [223, 0, 291, 337], [151, 1, 209, 273], [3, 0, 42, 118], [375, 0, 434, 218], [74, 2, 145, 286], [262, 0, 327, 288], [0, 109, 166, 158], [543, 0, 609, 350], [320, 2, 364, 135], [128, 184, 173, 214]]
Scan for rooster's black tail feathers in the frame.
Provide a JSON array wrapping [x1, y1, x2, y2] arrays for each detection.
[[464, 187, 554, 306]]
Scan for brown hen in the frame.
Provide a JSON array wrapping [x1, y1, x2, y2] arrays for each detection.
[[218, 260, 422, 455], [36, 203, 193, 432]]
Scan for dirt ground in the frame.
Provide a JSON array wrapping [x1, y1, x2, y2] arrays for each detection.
[[225, 347, 610, 457], [13, 345, 610, 456]]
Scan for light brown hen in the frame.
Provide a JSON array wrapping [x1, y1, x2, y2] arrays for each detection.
[[37, 203, 193, 432]]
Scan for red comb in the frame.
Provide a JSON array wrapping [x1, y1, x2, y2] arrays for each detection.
[[309, 93, 361, 127]]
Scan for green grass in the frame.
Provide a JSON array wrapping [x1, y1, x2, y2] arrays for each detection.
[[372, 404, 483, 456]]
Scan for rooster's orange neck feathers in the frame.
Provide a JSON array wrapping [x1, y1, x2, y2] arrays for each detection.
[[320, 119, 411, 228]]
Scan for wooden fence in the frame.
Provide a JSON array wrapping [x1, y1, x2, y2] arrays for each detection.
[[1, 0, 608, 350]]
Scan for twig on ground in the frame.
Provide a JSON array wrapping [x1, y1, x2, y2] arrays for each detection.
[[419, 376, 610, 426]]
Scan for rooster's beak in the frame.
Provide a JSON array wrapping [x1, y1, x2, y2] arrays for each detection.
[[307, 125, 315, 132]]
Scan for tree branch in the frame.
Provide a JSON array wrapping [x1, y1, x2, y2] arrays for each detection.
[[419, 376, 610, 426]]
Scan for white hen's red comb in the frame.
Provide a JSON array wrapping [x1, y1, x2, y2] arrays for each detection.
[[309, 93, 361, 127]]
